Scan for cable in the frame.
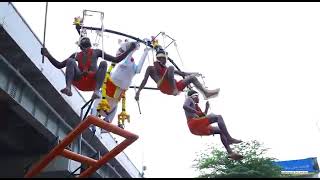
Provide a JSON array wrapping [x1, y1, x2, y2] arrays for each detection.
[[140, 122, 145, 178], [101, 12, 104, 60], [174, 41, 184, 68], [161, 32, 168, 64], [73, 10, 105, 175], [146, 43, 152, 65]]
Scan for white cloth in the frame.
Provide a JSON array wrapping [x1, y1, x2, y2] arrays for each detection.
[[111, 48, 149, 89]]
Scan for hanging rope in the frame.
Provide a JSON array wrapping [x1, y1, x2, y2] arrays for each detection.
[[174, 41, 184, 68], [140, 121, 146, 177], [100, 12, 105, 60], [74, 10, 106, 173], [174, 38, 206, 90], [170, 37, 193, 91], [41, 2, 48, 64], [146, 43, 152, 66], [173, 41, 192, 95], [161, 32, 169, 64], [93, 31, 101, 47]]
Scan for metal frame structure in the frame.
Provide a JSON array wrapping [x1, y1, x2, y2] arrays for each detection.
[[24, 115, 138, 178]]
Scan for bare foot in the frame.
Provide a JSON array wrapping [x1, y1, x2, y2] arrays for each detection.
[[60, 88, 72, 96], [204, 88, 220, 100], [228, 152, 244, 161], [91, 90, 101, 100], [229, 138, 243, 145]]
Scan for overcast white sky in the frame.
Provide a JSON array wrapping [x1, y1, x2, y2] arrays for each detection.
[[13, 2, 320, 178]]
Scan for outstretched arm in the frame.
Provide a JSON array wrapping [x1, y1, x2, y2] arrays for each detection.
[[174, 70, 201, 78], [135, 47, 150, 74], [98, 42, 137, 63], [174, 70, 188, 77], [134, 66, 152, 101], [41, 48, 72, 69]]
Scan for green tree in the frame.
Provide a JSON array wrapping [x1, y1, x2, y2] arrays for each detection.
[[193, 140, 282, 178]]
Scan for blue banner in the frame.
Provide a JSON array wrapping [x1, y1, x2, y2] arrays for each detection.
[[274, 157, 319, 172]]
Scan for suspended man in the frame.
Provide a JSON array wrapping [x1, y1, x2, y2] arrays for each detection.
[[41, 37, 137, 99], [135, 47, 220, 101]]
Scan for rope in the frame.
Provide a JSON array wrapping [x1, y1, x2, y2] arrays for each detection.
[[77, 9, 106, 157], [174, 41, 184, 68], [93, 31, 100, 47], [161, 32, 168, 64], [140, 124, 145, 177], [75, 10, 106, 122], [172, 39, 207, 92], [146, 43, 152, 65], [151, 48, 155, 63], [100, 12, 105, 60], [135, 102, 145, 177], [151, 32, 161, 43], [170, 37, 193, 92]]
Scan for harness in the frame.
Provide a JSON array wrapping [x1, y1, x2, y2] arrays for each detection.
[[154, 61, 167, 76], [76, 48, 93, 73]]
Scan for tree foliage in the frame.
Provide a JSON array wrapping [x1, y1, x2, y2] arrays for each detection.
[[193, 140, 282, 178]]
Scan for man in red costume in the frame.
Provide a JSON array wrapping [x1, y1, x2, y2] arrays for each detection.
[[183, 89, 244, 160], [41, 36, 136, 99], [135, 47, 220, 100]]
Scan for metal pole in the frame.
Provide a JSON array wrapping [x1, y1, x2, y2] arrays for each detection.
[[42, 2, 48, 64]]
